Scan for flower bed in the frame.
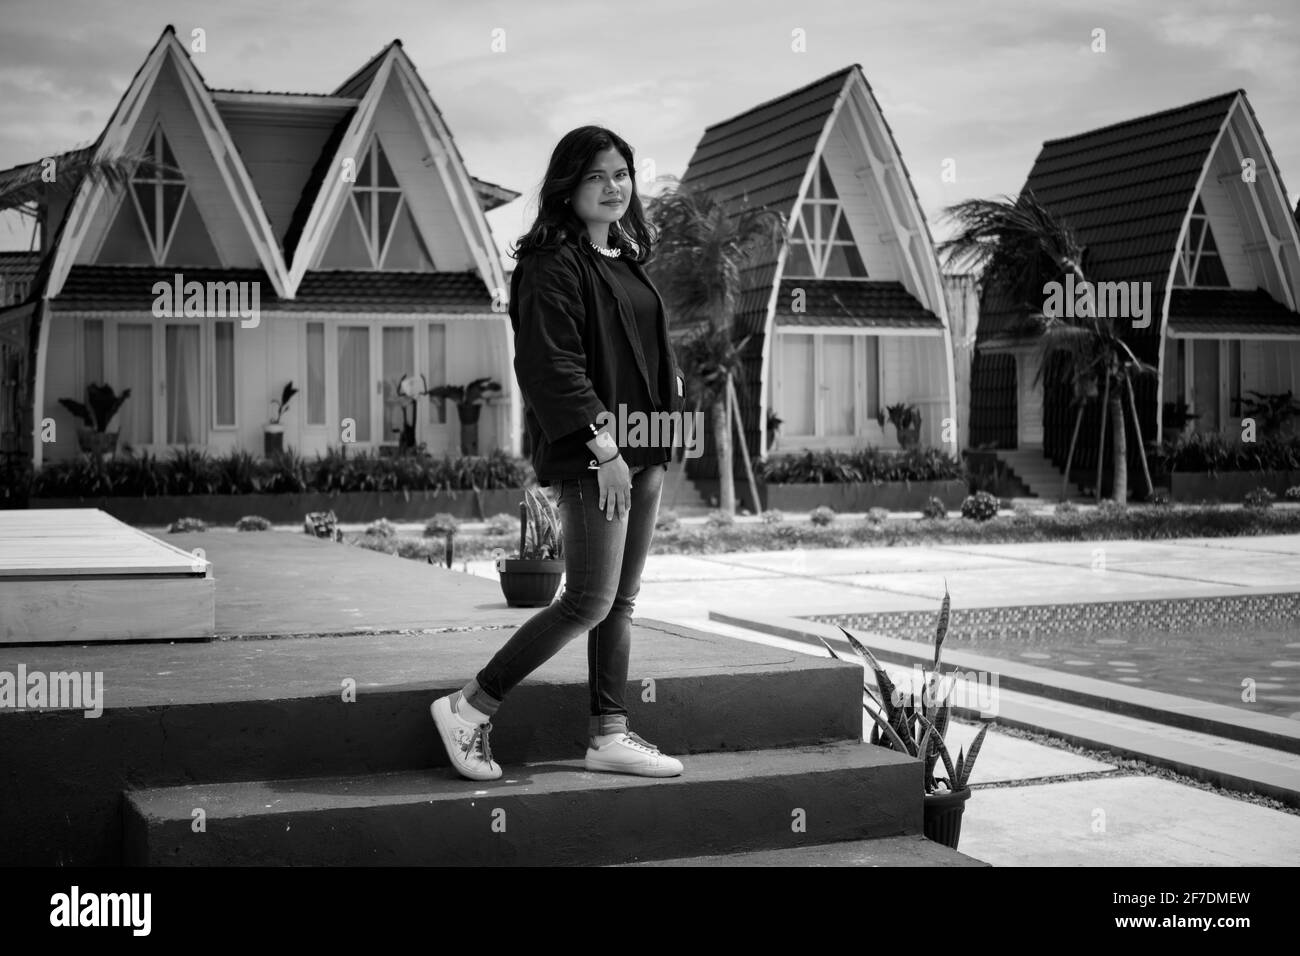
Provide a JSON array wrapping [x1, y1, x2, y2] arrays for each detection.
[[763, 480, 968, 512], [355, 502, 1300, 562]]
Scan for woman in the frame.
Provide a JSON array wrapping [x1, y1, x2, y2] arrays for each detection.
[[431, 126, 687, 781]]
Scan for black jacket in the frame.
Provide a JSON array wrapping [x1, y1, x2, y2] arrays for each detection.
[[509, 233, 685, 484]]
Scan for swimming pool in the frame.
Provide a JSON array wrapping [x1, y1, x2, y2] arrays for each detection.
[[914, 622, 1300, 722]]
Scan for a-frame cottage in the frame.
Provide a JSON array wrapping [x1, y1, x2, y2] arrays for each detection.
[[676, 64, 957, 478], [0, 26, 520, 469], [969, 91, 1300, 496]]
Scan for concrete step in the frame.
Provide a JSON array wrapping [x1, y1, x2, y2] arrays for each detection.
[[662, 457, 713, 511], [1, 624, 864, 865], [618, 833, 989, 866], [123, 740, 922, 866]]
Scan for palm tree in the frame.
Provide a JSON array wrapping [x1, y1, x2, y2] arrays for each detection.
[[939, 192, 1155, 503], [642, 178, 785, 514], [0, 144, 163, 474]]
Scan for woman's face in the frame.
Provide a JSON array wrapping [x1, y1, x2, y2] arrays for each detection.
[[570, 146, 633, 226]]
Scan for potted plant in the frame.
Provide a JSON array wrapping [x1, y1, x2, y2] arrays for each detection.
[[820, 586, 992, 851], [497, 485, 565, 607], [58, 383, 131, 456], [766, 409, 783, 448], [426, 377, 502, 455], [265, 382, 299, 456], [877, 401, 923, 449]]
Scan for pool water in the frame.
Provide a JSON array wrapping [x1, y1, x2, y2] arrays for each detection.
[[922, 623, 1300, 722]]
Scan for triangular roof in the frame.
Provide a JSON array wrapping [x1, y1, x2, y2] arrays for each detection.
[[282, 40, 508, 299], [44, 26, 291, 298], [979, 90, 1300, 344], [24, 28, 518, 303], [679, 63, 949, 338]]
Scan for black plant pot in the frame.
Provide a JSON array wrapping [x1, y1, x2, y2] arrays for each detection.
[[264, 427, 285, 457], [498, 557, 564, 607], [923, 787, 971, 849]]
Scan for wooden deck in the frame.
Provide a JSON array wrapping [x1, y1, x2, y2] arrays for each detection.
[[0, 509, 214, 643]]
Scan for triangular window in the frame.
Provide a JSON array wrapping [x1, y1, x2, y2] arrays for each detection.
[[350, 138, 413, 269], [1176, 197, 1230, 288], [130, 126, 188, 263], [785, 159, 867, 278]]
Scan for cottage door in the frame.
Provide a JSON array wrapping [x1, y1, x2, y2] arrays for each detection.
[[1191, 339, 1220, 432]]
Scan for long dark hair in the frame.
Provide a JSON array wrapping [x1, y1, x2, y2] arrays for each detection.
[[510, 126, 656, 264]]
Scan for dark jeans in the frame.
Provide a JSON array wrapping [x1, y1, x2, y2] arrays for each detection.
[[459, 461, 666, 739]]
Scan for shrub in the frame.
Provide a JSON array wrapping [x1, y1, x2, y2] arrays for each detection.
[[1147, 490, 1172, 507], [484, 513, 516, 535], [1097, 499, 1128, 518], [809, 505, 837, 526], [364, 518, 397, 537], [1155, 431, 1300, 474], [1285, 485, 1300, 501], [756, 446, 966, 484], [235, 515, 271, 531], [30, 447, 536, 498], [424, 513, 460, 537], [1054, 499, 1078, 515], [960, 491, 998, 522], [921, 497, 947, 520], [168, 517, 207, 533], [1244, 487, 1275, 510], [655, 509, 680, 531], [760, 509, 785, 524], [705, 509, 735, 529], [865, 507, 891, 525]]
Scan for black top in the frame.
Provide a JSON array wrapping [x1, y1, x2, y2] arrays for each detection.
[[511, 235, 681, 484], [602, 254, 663, 411]]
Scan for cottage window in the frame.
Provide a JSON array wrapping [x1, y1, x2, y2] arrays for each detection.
[[130, 126, 188, 263], [351, 139, 406, 268], [784, 160, 868, 279], [1175, 198, 1230, 288]]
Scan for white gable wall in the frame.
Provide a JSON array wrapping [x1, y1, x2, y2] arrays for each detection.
[[78, 57, 263, 269], [310, 74, 474, 274], [819, 123, 899, 280]]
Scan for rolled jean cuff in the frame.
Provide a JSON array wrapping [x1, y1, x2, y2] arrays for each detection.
[[589, 713, 628, 737], [460, 677, 502, 717]]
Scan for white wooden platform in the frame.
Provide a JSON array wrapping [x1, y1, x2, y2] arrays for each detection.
[[0, 509, 214, 643]]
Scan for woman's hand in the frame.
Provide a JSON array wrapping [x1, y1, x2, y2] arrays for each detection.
[[596, 456, 632, 521]]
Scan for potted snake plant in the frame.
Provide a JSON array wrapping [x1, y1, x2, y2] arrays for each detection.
[[820, 586, 992, 850], [497, 485, 565, 607]]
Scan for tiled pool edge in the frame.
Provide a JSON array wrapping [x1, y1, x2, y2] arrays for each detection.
[[710, 609, 1300, 757], [804, 591, 1300, 642]]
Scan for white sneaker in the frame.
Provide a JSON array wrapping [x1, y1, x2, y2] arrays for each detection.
[[431, 695, 502, 781], [585, 731, 683, 777]]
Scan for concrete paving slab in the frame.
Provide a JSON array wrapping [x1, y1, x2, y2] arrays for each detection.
[[940, 720, 1116, 785], [958, 777, 1300, 866]]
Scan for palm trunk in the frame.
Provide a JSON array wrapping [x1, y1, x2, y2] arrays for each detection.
[[728, 375, 762, 515], [1062, 402, 1085, 501], [1110, 390, 1128, 504], [1123, 374, 1154, 497], [1094, 374, 1110, 503], [713, 383, 734, 514]]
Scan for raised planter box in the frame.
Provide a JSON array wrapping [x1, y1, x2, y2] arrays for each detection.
[[1168, 470, 1300, 503], [29, 488, 532, 526], [762, 479, 968, 513]]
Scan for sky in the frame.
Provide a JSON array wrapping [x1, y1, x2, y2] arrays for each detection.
[[1, 0, 1297, 263]]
